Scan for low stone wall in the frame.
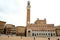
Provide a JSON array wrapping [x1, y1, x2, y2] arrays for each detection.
[[0, 35, 60, 40]]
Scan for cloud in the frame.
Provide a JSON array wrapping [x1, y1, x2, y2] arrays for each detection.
[[0, 0, 17, 13]]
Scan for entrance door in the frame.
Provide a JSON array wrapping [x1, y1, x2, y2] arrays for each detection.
[[28, 31, 31, 36]]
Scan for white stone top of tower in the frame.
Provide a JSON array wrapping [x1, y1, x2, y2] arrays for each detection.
[[27, 1, 31, 9]]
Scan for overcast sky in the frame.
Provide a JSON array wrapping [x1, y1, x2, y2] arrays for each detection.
[[0, 0, 60, 26]]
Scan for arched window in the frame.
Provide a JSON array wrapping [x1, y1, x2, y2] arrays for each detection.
[[37, 33, 38, 35], [35, 34, 36, 36], [48, 33, 50, 36], [51, 33, 52, 36], [32, 33, 34, 36]]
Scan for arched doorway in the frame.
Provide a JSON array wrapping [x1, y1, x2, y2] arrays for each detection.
[[4, 28, 6, 34], [28, 30, 31, 36]]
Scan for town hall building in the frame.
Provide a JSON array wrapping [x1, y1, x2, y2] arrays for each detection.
[[26, 1, 56, 37]]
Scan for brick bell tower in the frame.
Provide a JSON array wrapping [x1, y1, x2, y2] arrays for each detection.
[[26, 1, 31, 25]]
